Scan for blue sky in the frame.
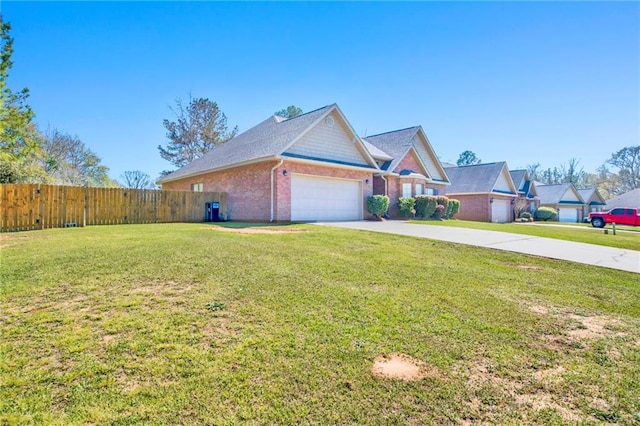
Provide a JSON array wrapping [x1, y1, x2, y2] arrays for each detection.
[[4, 1, 639, 182]]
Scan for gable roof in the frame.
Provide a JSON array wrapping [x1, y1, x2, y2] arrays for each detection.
[[361, 139, 394, 161], [509, 169, 538, 198], [509, 169, 527, 191], [605, 188, 640, 209], [443, 162, 517, 195], [578, 188, 606, 206], [158, 104, 377, 183], [536, 183, 584, 205], [363, 126, 450, 183]]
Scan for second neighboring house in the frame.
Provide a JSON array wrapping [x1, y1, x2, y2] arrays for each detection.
[[578, 188, 607, 219], [157, 104, 451, 222], [443, 162, 518, 223], [536, 183, 585, 222]]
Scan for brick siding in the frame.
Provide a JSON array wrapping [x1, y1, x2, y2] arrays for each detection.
[[162, 159, 374, 222]]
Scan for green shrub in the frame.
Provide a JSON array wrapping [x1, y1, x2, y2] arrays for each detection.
[[397, 197, 416, 218], [415, 195, 437, 219], [535, 206, 557, 221], [366, 195, 390, 218], [519, 211, 532, 220], [446, 199, 460, 219]]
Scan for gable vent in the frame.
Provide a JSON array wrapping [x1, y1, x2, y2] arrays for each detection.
[[326, 116, 335, 127]]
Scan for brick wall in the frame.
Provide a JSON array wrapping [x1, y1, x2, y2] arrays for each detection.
[[449, 193, 516, 222], [449, 194, 491, 222], [393, 151, 424, 174], [161, 162, 277, 221], [162, 159, 374, 222]]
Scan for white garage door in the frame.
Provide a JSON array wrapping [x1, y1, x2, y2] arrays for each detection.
[[558, 207, 578, 222], [291, 174, 362, 221], [491, 199, 511, 223]]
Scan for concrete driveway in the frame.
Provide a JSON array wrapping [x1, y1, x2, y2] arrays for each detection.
[[316, 221, 640, 274]]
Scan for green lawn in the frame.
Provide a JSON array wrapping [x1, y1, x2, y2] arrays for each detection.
[[1, 223, 639, 425], [409, 219, 640, 251]]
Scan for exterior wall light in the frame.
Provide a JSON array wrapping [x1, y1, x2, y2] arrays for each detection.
[[365, 179, 370, 184], [282, 170, 288, 176], [490, 197, 494, 203]]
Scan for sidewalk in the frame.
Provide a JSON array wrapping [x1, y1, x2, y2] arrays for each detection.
[[317, 221, 640, 274]]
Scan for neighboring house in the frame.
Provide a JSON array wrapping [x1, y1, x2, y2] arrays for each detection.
[[578, 188, 607, 219], [157, 104, 451, 222], [363, 127, 450, 218], [536, 183, 585, 222], [443, 162, 518, 223], [605, 188, 640, 210], [509, 169, 540, 217]]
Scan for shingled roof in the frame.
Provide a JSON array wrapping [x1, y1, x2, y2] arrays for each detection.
[[363, 127, 420, 172], [536, 183, 584, 205], [158, 104, 338, 183], [444, 162, 516, 194], [605, 188, 640, 209], [578, 188, 606, 206]]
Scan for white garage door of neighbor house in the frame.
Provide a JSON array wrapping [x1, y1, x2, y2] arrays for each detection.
[[491, 199, 511, 223], [291, 174, 362, 221], [558, 207, 578, 222]]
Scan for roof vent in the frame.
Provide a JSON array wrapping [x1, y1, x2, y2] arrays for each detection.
[[326, 116, 335, 127]]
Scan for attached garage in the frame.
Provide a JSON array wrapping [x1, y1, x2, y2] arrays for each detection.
[[558, 207, 579, 222], [491, 199, 511, 223], [291, 174, 363, 221]]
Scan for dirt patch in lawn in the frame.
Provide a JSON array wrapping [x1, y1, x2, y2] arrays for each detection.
[[516, 265, 544, 270], [566, 314, 625, 340], [528, 304, 629, 341], [371, 353, 436, 381], [205, 226, 307, 235]]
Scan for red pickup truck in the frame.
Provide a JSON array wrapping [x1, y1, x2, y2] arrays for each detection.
[[589, 208, 640, 228]]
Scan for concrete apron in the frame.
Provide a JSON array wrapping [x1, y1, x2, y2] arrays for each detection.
[[316, 221, 640, 274]]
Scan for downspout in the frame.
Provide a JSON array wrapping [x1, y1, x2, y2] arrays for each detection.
[[380, 173, 388, 195], [270, 157, 284, 222]]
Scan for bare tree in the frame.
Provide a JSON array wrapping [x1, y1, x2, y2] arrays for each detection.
[[158, 96, 238, 169], [120, 170, 154, 189], [560, 158, 586, 186], [41, 128, 110, 186]]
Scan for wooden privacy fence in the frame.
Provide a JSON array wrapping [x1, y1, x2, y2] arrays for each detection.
[[0, 184, 227, 232]]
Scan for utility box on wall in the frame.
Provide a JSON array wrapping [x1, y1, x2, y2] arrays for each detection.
[[205, 201, 221, 222]]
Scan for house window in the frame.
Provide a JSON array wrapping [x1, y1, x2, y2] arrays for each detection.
[[402, 183, 412, 198], [425, 188, 435, 196], [415, 184, 424, 196], [191, 183, 203, 192]]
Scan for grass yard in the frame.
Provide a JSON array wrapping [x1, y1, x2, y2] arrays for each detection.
[[1, 223, 639, 425], [410, 219, 640, 251]]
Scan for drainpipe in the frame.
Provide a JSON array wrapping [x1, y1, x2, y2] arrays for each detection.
[[270, 157, 284, 222]]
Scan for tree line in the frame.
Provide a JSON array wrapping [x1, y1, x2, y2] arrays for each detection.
[[456, 147, 639, 199]]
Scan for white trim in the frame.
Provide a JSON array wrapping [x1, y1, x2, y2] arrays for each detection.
[[283, 156, 378, 173]]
